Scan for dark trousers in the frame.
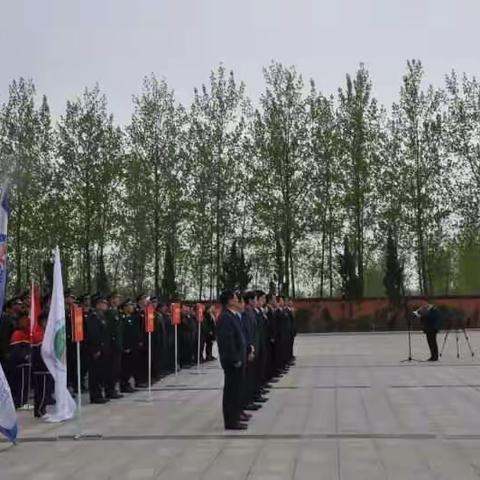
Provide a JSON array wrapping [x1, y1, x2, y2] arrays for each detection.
[[106, 350, 122, 395], [205, 339, 214, 359], [223, 367, 244, 428], [244, 359, 257, 406], [426, 331, 439, 360], [11, 364, 29, 408], [66, 341, 77, 390], [33, 372, 54, 417], [136, 348, 148, 384], [88, 353, 106, 401], [121, 350, 138, 388]]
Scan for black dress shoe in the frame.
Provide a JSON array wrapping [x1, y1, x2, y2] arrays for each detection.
[[121, 386, 136, 393], [255, 396, 268, 403], [106, 392, 124, 399], [245, 403, 262, 411], [427, 357, 439, 362], [90, 398, 107, 404], [225, 423, 248, 431]]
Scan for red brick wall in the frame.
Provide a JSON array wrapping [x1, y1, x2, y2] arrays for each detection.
[[292, 296, 480, 332]]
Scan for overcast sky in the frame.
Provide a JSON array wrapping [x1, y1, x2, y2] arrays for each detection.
[[1, 0, 479, 124]]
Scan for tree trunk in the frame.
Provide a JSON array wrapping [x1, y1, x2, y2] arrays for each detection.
[[290, 248, 296, 298], [319, 215, 326, 297], [328, 209, 333, 297], [14, 202, 23, 292], [153, 164, 160, 296]]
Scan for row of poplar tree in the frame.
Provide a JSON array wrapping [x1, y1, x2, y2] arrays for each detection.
[[1, 60, 480, 300]]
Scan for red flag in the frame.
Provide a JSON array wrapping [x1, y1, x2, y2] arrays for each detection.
[[145, 304, 155, 333], [71, 305, 84, 342], [29, 281, 41, 338], [171, 303, 181, 326]]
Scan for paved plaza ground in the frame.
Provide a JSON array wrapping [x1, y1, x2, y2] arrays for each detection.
[[3, 331, 480, 479]]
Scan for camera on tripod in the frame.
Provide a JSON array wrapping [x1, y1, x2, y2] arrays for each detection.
[[439, 311, 475, 359]]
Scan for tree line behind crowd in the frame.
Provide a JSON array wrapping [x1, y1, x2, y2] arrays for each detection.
[[1, 60, 480, 301]]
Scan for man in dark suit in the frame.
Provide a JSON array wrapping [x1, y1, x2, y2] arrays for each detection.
[[85, 296, 111, 404], [105, 292, 123, 399], [203, 304, 216, 361], [417, 303, 441, 361], [216, 289, 248, 430]]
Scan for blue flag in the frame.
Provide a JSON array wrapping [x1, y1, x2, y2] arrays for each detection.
[[0, 362, 17, 444], [0, 185, 16, 443], [0, 185, 9, 317]]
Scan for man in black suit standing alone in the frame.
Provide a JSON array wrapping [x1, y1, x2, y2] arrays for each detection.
[[216, 289, 248, 430]]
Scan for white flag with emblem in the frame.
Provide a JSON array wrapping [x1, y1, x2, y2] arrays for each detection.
[[41, 247, 76, 422]]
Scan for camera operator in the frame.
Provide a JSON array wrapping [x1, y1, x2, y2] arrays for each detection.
[[416, 303, 441, 362]]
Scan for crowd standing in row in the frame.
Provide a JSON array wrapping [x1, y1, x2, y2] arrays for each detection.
[[216, 289, 296, 430], [0, 288, 296, 430]]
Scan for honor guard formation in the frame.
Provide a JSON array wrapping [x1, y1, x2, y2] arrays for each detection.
[[0, 288, 296, 430]]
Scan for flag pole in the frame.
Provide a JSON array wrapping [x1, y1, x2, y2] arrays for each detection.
[[75, 340, 82, 438], [197, 320, 201, 372], [26, 278, 34, 412], [147, 331, 152, 401], [174, 324, 178, 377]]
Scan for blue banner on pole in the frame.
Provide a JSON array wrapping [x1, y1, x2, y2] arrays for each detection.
[[0, 186, 9, 318]]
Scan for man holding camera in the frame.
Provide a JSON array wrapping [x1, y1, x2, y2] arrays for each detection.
[[416, 303, 441, 362]]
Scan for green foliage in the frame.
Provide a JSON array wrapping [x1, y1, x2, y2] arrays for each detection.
[[455, 239, 480, 294], [220, 241, 252, 292], [1, 60, 480, 298], [338, 237, 362, 301], [383, 231, 404, 304], [364, 263, 385, 298], [161, 244, 177, 301]]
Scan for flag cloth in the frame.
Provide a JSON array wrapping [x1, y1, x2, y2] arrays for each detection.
[[29, 281, 41, 337], [0, 359, 17, 444], [0, 185, 9, 319], [41, 247, 76, 422], [0, 184, 16, 443]]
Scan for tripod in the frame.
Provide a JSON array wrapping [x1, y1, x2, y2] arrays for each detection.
[[439, 319, 475, 359], [401, 312, 422, 363]]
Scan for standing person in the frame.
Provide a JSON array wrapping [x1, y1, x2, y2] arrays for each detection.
[[155, 302, 168, 377], [265, 294, 279, 382], [85, 296, 110, 404], [0, 298, 23, 370], [134, 294, 148, 387], [275, 296, 289, 373], [160, 303, 175, 372], [254, 290, 270, 399], [286, 299, 296, 363], [105, 292, 123, 399], [241, 292, 259, 410], [417, 303, 441, 362], [64, 290, 77, 395], [216, 289, 248, 431], [78, 294, 91, 391], [8, 310, 31, 408], [31, 314, 54, 418], [149, 296, 161, 381], [120, 299, 139, 393], [179, 305, 193, 368], [203, 304, 216, 361]]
